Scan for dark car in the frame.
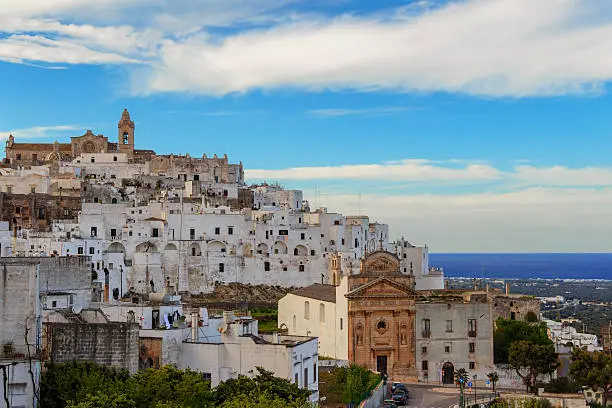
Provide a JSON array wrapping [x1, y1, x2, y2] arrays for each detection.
[[395, 383, 408, 394], [381, 400, 397, 408], [392, 391, 407, 405]]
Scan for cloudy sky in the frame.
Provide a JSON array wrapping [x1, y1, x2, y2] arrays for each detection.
[[1, 0, 612, 252]]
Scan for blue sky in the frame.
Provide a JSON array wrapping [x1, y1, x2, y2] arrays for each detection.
[[1, 0, 612, 252]]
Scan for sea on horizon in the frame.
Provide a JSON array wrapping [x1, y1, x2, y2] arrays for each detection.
[[429, 253, 612, 281]]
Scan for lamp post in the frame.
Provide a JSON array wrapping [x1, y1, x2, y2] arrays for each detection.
[[459, 378, 465, 408], [474, 374, 478, 404]]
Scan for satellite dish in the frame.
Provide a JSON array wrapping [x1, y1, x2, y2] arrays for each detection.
[[72, 303, 82, 314]]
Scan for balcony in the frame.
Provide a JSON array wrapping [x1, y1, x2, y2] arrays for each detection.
[[422, 330, 431, 338], [468, 331, 477, 338]]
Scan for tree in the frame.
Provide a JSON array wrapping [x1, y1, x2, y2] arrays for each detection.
[[487, 371, 499, 395], [494, 318, 551, 364], [570, 349, 612, 407], [221, 394, 309, 408], [508, 340, 558, 393], [455, 368, 469, 408]]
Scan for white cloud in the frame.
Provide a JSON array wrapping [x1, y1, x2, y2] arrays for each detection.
[[514, 165, 612, 187], [4, 0, 612, 97], [307, 107, 416, 117], [247, 160, 612, 187], [0, 125, 81, 140], [316, 188, 612, 252], [246, 160, 502, 182], [144, 0, 612, 96]]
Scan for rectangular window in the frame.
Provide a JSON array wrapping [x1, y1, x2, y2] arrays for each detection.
[[300, 233, 305, 240], [279, 230, 288, 236], [6, 186, 11, 194], [194, 174, 199, 181], [15, 206, 20, 214], [89, 247, 95, 255], [113, 156, 117, 162], [33, 153, 37, 161], [422, 319, 431, 338], [295, 373, 298, 385], [469, 342, 476, 353], [16, 153, 21, 160], [219, 263, 224, 272], [468, 319, 477, 337], [152, 228, 159, 237], [340, 318, 343, 330], [310, 250, 315, 256], [469, 362, 476, 370], [314, 364, 317, 382], [319, 303, 325, 322], [111, 229, 117, 237], [299, 264, 305, 272], [422, 360, 428, 370], [422, 346, 427, 354], [264, 261, 270, 272], [78, 247, 83, 255], [445, 344, 451, 353], [214, 227, 220, 235], [446, 320, 453, 332], [31, 187, 36, 194], [304, 302, 310, 320], [90, 157, 95, 163], [228, 227, 233, 235], [304, 368, 308, 388], [91, 227, 97, 237], [190, 228, 196, 239]]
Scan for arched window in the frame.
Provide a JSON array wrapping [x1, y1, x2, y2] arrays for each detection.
[[123, 132, 129, 144], [319, 303, 325, 322], [304, 301, 310, 320], [111, 197, 117, 204], [292, 315, 296, 332]]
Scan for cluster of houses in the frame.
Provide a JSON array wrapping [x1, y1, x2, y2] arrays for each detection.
[[0, 109, 553, 407]]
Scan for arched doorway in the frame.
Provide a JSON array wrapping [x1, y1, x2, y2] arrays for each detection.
[[442, 362, 455, 385]]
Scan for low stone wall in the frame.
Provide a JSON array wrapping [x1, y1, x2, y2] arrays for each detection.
[[358, 380, 384, 408], [46, 321, 139, 372], [500, 392, 587, 408]]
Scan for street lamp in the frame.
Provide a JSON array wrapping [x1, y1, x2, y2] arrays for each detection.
[[474, 374, 478, 404]]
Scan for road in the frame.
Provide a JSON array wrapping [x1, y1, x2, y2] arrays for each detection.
[[383, 384, 459, 408]]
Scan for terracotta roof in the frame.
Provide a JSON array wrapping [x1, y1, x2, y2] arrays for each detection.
[[11, 143, 72, 152], [290, 283, 336, 303]]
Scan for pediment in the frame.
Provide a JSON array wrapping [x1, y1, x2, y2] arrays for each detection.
[[361, 250, 400, 274], [346, 277, 416, 299]]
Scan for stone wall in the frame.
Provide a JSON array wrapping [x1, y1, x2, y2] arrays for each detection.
[[0, 193, 80, 232], [493, 295, 541, 322], [46, 321, 139, 372]]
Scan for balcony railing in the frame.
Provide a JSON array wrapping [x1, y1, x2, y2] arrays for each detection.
[[422, 330, 431, 338], [468, 330, 477, 338]]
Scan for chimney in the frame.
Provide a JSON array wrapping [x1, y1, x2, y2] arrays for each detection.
[[505, 282, 510, 295], [191, 313, 198, 342]]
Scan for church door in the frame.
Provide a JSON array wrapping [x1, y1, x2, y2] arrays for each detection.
[[376, 355, 388, 375], [442, 362, 455, 384]]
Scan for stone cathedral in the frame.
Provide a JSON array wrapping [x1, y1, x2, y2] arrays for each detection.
[[346, 248, 418, 381]]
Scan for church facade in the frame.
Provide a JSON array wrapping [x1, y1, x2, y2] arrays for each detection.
[[346, 250, 418, 380]]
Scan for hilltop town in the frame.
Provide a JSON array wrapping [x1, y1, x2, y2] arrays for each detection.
[[0, 110, 609, 408]]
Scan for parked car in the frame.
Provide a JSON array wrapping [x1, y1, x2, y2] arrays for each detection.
[[392, 391, 407, 405], [381, 399, 398, 408], [391, 382, 402, 392], [394, 383, 408, 394]]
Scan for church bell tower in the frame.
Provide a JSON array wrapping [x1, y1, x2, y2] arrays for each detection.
[[118, 108, 135, 156]]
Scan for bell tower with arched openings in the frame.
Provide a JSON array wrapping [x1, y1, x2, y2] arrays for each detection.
[[118, 108, 135, 156]]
